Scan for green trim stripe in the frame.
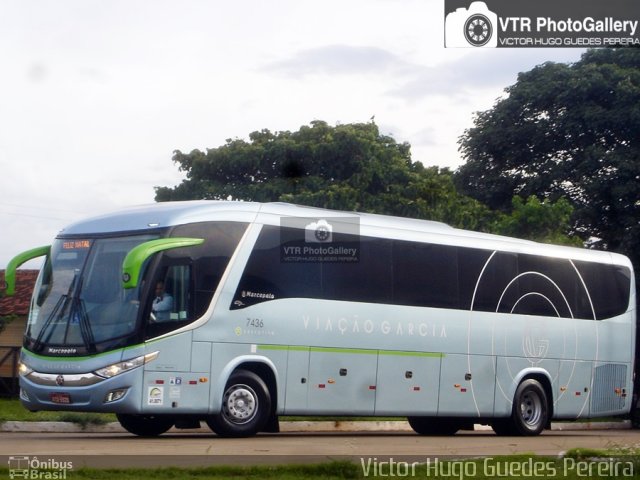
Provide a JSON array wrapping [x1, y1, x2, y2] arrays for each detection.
[[22, 341, 444, 362], [258, 344, 444, 358]]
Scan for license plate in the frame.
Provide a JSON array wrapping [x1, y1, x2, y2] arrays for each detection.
[[50, 392, 72, 404]]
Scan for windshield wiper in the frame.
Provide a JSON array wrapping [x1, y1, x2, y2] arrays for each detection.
[[31, 294, 66, 353], [32, 272, 78, 353], [74, 294, 96, 353]]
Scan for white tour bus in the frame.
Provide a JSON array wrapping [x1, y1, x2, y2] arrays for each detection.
[[5, 201, 635, 437]]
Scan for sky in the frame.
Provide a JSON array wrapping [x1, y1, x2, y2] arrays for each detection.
[[0, 0, 584, 268]]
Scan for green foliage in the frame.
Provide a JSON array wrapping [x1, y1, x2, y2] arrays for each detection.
[[156, 121, 491, 229], [3, 456, 638, 479], [0, 461, 362, 480], [491, 196, 581, 246], [156, 120, 576, 244], [456, 48, 640, 262], [0, 398, 116, 424], [57, 412, 112, 428]]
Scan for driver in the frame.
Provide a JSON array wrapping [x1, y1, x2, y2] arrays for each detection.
[[151, 280, 173, 321]]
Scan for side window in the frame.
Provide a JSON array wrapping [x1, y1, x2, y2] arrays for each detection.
[[457, 247, 493, 310], [573, 261, 631, 320], [172, 221, 248, 317], [515, 254, 580, 319], [470, 251, 518, 313], [322, 237, 392, 303], [144, 221, 247, 338], [145, 264, 192, 338], [392, 240, 459, 309], [164, 265, 191, 321], [232, 226, 321, 309]]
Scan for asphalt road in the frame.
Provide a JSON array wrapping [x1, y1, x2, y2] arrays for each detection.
[[2, 429, 639, 468]]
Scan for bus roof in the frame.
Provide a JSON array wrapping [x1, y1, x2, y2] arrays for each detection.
[[58, 200, 630, 267]]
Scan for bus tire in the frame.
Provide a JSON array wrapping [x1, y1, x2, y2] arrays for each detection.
[[116, 413, 174, 437], [490, 418, 515, 436], [493, 378, 548, 436], [631, 407, 640, 429], [407, 416, 461, 435], [206, 369, 271, 437]]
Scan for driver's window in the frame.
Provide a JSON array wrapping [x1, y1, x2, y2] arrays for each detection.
[[146, 264, 192, 338], [164, 265, 190, 321]]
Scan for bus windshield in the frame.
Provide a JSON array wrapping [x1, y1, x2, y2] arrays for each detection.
[[26, 235, 157, 355]]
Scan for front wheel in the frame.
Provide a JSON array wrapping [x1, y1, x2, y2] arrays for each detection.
[[116, 413, 174, 437], [206, 369, 271, 437], [493, 379, 548, 436]]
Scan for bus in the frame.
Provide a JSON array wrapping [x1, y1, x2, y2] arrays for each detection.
[[5, 201, 635, 437]]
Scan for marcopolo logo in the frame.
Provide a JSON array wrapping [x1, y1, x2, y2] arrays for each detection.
[[445, 2, 498, 47], [445, 0, 640, 48]]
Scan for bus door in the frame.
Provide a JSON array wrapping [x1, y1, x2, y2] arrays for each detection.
[[141, 263, 209, 413]]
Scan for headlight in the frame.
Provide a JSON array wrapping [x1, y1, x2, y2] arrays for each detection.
[[18, 361, 33, 376], [94, 351, 159, 379]]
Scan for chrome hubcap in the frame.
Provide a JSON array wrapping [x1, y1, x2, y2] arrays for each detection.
[[520, 390, 542, 427], [223, 384, 258, 425]]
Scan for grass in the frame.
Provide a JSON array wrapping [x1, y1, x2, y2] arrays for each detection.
[[0, 398, 116, 426], [0, 397, 630, 429], [2, 454, 640, 479], [0, 398, 404, 424]]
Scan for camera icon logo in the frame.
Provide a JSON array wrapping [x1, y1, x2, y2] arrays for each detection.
[[445, 1, 497, 48], [305, 219, 333, 243]]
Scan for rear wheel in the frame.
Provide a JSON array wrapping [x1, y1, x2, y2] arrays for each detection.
[[493, 379, 548, 436], [116, 413, 174, 437], [206, 369, 271, 437], [407, 417, 462, 435]]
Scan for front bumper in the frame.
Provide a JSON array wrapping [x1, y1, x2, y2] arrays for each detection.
[[19, 367, 143, 413]]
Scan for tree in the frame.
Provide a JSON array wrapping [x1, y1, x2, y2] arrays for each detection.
[[490, 196, 581, 247], [156, 120, 494, 230], [156, 120, 578, 243], [455, 48, 640, 263]]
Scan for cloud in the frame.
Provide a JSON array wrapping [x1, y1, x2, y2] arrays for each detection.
[[264, 45, 584, 104], [387, 49, 584, 101], [264, 44, 416, 77], [26, 62, 49, 83]]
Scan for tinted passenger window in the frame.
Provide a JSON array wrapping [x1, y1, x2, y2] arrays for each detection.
[[392, 241, 459, 309], [573, 261, 631, 320], [323, 237, 392, 303], [232, 226, 321, 309], [230, 225, 631, 321], [514, 255, 576, 318], [457, 247, 493, 310], [470, 251, 518, 313]]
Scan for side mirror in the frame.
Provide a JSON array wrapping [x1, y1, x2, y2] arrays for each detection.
[[4, 246, 51, 296], [121, 238, 204, 289]]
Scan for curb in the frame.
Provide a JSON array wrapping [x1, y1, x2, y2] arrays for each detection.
[[0, 419, 631, 434]]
